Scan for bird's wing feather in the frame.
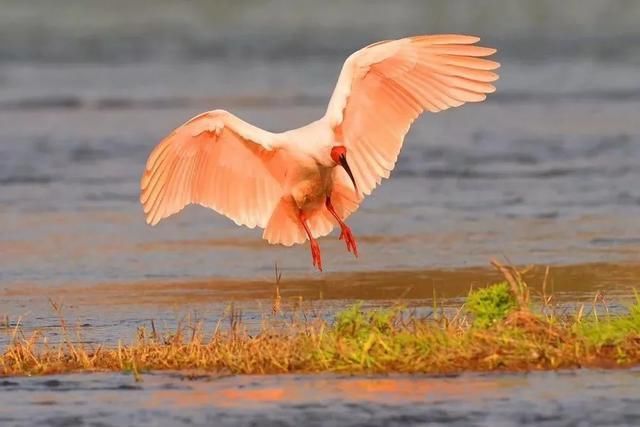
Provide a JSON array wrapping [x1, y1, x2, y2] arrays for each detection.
[[325, 34, 500, 196], [140, 109, 287, 228]]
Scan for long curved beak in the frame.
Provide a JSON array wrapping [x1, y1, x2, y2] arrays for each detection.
[[338, 154, 358, 194]]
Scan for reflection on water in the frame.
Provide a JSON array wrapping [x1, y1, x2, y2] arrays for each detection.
[[5, 262, 640, 304], [1, 370, 639, 426], [146, 376, 502, 409]]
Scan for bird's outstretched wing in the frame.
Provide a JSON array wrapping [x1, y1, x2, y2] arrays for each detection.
[[140, 110, 287, 228], [325, 34, 500, 195]]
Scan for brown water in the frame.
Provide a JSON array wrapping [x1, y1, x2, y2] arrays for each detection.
[[2, 1, 640, 425]]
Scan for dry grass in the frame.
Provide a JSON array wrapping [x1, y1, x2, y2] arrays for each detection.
[[2, 261, 640, 377]]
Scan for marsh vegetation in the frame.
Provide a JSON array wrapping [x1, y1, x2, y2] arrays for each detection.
[[2, 262, 639, 377]]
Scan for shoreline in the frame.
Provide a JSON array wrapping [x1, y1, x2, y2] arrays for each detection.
[[3, 263, 639, 377], [4, 261, 640, 305]]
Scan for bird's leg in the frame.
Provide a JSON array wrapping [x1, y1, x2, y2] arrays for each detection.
[[325, 197, 358, 257], [298, 211, 322, 272]]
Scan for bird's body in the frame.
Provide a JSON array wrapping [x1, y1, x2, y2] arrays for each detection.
[[280, 121, 338, 210], [140, 34, 500, 271]]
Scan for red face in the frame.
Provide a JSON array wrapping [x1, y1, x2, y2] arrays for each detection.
[[330, 145, 358, 192], [330, 146, 347, 164]]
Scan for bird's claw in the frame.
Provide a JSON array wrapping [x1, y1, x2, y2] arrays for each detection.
[[310, 239, 323, 271], [339, 226, 358, 257]]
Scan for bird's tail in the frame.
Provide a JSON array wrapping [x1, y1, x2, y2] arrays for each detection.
[[263, 197, 307, 246], [263, 196, 334, 246], [263, 180, 361, 247]]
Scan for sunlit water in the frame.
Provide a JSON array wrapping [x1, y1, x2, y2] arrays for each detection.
[[1, 370, 640, 426]]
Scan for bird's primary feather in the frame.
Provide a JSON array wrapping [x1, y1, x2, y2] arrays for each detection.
[[325, 34, 500, 196]]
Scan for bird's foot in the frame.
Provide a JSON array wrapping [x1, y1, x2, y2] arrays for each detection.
[[339, 225, 358, 257], [310, 239, 323, 271]]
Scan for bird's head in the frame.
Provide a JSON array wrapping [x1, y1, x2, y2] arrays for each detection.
[[330, 145, 358, 193]]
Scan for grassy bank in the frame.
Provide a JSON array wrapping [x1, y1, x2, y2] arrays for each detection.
[[2, 262, 640, 377]]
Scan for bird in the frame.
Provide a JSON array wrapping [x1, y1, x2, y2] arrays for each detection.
[[140, 34, 499, 272]]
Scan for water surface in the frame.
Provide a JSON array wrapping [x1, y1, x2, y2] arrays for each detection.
[[1, 60, 640, 285], [1, 2, 640, 424], [1, 370, 639, 426]]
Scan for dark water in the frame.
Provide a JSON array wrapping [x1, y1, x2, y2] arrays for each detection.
[[2, 1, 640, 425], [1, 370, 640, 426]]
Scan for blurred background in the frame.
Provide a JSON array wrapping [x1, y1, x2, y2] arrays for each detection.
[[1, 0, 640, 286]]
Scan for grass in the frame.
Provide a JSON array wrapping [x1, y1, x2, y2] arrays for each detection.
[[465, 281, 517, 328], [1, 261, 640, 377]]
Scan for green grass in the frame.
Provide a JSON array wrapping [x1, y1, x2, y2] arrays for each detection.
[[577, 291, 640, 346], [465, 281, 518, 327]]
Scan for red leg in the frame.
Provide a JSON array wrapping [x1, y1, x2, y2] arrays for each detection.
[[299, 211, 322, 272], [325, 197, 358, 257]]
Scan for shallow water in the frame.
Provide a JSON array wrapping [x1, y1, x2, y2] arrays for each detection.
[[1, 370, 640, 426]]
